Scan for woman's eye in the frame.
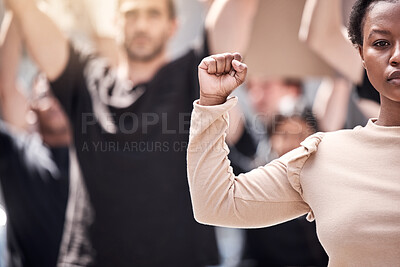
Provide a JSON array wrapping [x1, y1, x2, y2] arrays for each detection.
[[373, 40, 390, 47]]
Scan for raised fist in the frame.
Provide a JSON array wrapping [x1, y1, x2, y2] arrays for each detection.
[[198, 53, 247, 106]]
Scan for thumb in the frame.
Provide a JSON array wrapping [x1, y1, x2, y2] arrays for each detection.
[[231, 59, 247, 86]]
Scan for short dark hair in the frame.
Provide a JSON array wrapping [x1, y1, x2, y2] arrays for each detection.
[[348, 0, 397, 46], [118, 0, 176, 19], [267, 107, 319, 137]]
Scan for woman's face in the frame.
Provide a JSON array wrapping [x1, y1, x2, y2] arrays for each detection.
[[359, 0, 400, 103]]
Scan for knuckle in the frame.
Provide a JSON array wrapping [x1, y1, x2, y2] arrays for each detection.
[[214, 55, 224, 61]]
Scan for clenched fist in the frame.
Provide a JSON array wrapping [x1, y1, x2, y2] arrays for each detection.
[[198, 53, 247, 106]]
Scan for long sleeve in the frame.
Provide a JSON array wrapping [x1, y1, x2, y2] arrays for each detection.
[[187, 97, 318, 228]]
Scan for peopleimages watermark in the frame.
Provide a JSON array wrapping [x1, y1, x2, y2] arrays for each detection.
[[81, 112, 192, 135], [80, 111, 317, 136], [80, 140, 232, 153], [79, 111, 318, 153], [81, 141, 190, 153]]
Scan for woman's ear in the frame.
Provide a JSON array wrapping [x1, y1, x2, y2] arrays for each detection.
[[358, 45, 366, 69]]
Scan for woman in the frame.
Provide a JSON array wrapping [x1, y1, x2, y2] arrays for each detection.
[[187, 0, 400, 266]]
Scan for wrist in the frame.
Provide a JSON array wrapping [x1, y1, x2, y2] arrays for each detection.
[[199, 94, 227, 106]]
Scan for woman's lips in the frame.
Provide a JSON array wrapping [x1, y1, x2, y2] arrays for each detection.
[[387, 70, 400, 85]]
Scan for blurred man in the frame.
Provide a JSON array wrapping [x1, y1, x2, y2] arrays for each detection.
[[3, 0, 258, 266], [229, 74, 327, 266], [244, 108, 328, 267], [0, 78, 70, 267], [0, 12, 70, 267], [246, 77, 303, 125], [268, 110, 317, 157]]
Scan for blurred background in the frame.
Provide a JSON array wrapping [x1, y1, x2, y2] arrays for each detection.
[[0, 0, 380, 266]]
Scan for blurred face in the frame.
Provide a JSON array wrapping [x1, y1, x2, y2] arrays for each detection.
[[270, 117, 314, 157], [359, 1, 400, 104], [117, 0, 177, 62], [246, 77, 300, 123], [31, 78, 71, 147]]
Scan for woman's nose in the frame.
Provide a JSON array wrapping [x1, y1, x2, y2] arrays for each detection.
[[390, 42, 400, 66]]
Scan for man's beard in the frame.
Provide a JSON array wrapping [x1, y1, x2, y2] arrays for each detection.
[[124, 36, 166, 62]]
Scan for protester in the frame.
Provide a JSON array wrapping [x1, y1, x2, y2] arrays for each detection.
[[234, 77, 328, 266], [187, 0, 400, 266], [0, 12, 70, 267], [245, 108, 328, 267]]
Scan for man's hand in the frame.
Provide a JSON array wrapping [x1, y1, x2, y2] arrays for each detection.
[[198, 53, 247, 106], [2, 0, 69, 81]]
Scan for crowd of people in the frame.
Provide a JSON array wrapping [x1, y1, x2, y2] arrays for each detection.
[[0, 0, 396, 266]]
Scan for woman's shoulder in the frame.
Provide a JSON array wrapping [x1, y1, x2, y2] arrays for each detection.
[[320, 125, 365, 146], [278, 128, 360, 207], [281, 126, 365, 173]]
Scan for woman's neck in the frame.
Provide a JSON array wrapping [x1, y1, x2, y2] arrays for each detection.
[[376, 95, 400, 126]]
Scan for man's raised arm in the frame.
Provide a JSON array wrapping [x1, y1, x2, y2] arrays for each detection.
[[4, 0, 69, 81], [0, 12, 30, 130]]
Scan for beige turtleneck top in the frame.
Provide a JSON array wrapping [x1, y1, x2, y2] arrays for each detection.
[[187, 97, 400, 267]]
